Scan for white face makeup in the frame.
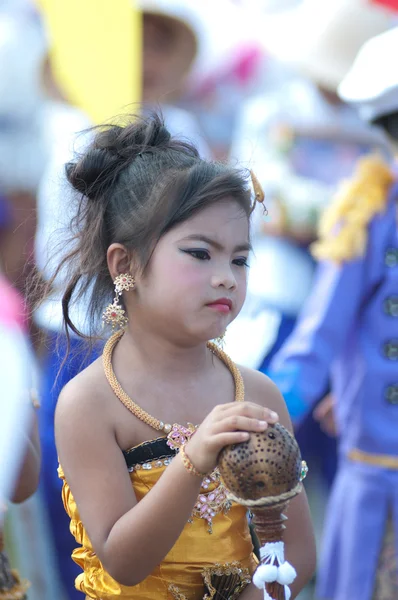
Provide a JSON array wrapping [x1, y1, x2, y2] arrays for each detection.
[[130, 199, 251, 345]]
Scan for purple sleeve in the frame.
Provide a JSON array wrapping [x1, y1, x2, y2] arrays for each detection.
[[268, 255, 368, 421]]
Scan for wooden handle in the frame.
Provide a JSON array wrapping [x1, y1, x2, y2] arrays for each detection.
[[252, 502, 289, 600]]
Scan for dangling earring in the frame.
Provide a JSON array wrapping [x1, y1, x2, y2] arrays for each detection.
[[102, 274, 135, 329], [214, 331, 226, 349]]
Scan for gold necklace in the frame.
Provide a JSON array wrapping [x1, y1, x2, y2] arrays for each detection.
[[103, 330, 245, 533], [102, 330, 244, 434]]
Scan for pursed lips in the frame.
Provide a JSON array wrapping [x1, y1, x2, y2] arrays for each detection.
[[206, 298, 233, 313]]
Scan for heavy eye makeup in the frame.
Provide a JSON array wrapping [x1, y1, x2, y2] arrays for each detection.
[[179, 248, 250, 267]]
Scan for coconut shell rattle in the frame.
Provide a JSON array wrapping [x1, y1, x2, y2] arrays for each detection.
[[218, 422, 308, 600]]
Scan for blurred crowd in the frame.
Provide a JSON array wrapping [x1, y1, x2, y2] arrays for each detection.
[[0, 0, 398, 599]]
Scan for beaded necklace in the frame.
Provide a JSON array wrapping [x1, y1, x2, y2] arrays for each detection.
[[102, 330, 245, 532]]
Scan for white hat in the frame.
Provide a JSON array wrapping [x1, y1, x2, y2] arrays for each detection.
[[138, 0, 261, 85], [137, 0, 201, 73], [338, 27, 398, 122], [261, 0, 395, 91]]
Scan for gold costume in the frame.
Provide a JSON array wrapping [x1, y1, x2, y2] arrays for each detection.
[[59, 333, 257, 599], [59, 447, 256, 599]]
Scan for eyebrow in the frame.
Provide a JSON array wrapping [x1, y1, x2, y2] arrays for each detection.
[[179, 234, 252, 253]]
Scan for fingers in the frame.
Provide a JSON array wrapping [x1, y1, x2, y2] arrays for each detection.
[[217, 402, 279, 424], [187, 402, 280, 474], [212, 431, 251, 448], [213, 415, 269, 435]]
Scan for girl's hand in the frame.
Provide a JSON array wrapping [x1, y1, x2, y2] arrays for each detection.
[[184, 402, 279, 475]]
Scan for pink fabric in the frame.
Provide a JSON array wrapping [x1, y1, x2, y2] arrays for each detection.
[[0, 276, 28, 332], [193, 44, 265, 99], [370, 0, 398, 12]]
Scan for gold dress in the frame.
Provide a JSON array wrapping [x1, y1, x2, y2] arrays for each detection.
[[59, 451, 256, 599], [58, 333, 257, 599]]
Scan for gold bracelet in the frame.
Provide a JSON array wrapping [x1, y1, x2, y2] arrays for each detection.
[[180, 444, 207, 479]]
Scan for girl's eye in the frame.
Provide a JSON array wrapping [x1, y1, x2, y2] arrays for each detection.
[[233, 257, 249, 267], [182, 249, 211, 261]]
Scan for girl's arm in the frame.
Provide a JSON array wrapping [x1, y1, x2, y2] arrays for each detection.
[[241, 367, 317, 598], [56, 372, 278, 587], [11, 409, 41, 504]]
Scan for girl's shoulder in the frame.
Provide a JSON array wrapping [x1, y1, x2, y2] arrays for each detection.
[[56, 356, 110, 424], [238, 365, 293, 432], [54, 356, 124, 468]]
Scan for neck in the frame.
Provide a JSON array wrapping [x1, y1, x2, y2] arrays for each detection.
[[115, 322, 213, 381]]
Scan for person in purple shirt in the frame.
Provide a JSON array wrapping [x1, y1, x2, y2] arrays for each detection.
[[268, 27, 398, 600]]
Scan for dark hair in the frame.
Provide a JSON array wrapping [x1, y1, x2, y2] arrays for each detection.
[[41, 112, 252, 342], [373, 111, 398, 141]]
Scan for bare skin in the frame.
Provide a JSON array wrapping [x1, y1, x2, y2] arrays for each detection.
[[313, 393, 338, 437], [11, 413, 41, 503], [56, 200, 315, 594]]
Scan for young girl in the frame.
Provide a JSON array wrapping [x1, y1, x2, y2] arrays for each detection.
[[52, 113, 315, 599]]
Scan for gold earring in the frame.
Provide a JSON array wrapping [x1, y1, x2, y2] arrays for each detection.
[[102, 274, 135, 329]]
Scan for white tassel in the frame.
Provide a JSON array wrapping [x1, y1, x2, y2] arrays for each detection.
[[253, 541, 297, 600], [263, 565, 279, 582], [276, 561, 297, 585], [253, 564, 278, 586], [252, 566, 266, 589]]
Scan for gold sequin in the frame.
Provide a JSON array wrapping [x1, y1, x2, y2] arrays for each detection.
[[202, 561, 251, 599], [168, 584, 188, 599], [168, 562, 251, 600]]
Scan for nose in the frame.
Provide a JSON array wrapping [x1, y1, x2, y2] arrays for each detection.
[[210, 266, 237, 291]]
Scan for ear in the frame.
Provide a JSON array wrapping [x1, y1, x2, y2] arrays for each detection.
[[107, 244, 136, 281]]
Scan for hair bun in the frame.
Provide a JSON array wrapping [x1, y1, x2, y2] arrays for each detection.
[[97, 114, 172, 158], [145, 120, 171, 148], [66, 148, 121, 200], [66, 113, 173, 201]]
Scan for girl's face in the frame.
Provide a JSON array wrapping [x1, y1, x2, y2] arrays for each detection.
[[132, 199, 250, 344]]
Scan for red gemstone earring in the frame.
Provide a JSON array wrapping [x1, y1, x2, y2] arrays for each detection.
[[102, 274, 135, 329]]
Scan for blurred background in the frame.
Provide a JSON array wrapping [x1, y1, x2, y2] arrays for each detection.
[[1, 1, 398, 599]]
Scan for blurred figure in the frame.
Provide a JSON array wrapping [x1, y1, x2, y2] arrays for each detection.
[[177, 0, 272, 159], [227, 0, 394, 491], [0, 4, 66, 599], [141, 0, 273, 159], [269, 27, 398, 600], [0, 1, 48, 301], [140, 0, 210, 157], [0, 325, 40, 600], [0, 147, 40, 600]]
